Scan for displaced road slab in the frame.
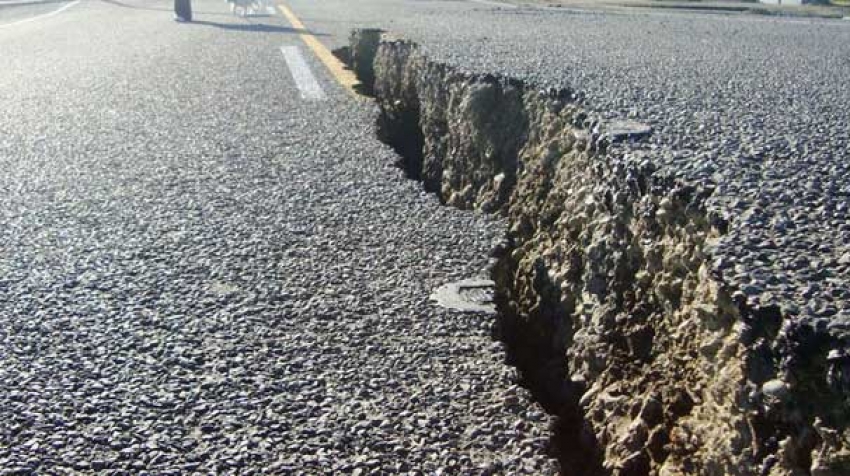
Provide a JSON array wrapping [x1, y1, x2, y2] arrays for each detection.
[[284, 0, 850, 361]]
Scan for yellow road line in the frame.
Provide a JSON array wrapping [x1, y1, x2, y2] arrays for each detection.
[[277, 3, 362, 96]]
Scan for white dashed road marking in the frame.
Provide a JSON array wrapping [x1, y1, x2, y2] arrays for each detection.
[[280, 45, 326, 100], [0, 0, 80, 29], [468, 0, 518, 9]]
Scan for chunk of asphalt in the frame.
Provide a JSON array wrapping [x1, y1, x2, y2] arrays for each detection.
[[604, 119, 652, 142], [430, 279, 497, 314]]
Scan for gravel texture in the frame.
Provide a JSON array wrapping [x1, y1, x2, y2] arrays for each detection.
[[0, 0, 558, 473], [288, 0, 850, 340]]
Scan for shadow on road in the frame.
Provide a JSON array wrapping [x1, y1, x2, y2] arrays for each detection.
[[100, 0, 228, 15], [98, 0, 326, 35], [189, 19, 321, 35]]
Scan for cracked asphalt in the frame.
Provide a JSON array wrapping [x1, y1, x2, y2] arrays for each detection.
[[0, 0, 557, 473], [286, 0, 850, 338]]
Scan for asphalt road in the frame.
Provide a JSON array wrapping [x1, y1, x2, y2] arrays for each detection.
[[286, 0, 850, 334], [3, 0, 848, 472], [0, 0, 557, 473]]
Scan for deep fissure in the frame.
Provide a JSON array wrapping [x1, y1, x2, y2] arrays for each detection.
[[339, 32, 588, 468], [376, 99, 426, 183]]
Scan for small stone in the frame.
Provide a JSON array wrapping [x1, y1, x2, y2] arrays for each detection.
[[761, 380, 789, 401], [201, 423, 217, 434], [638, 395, 664, 427]]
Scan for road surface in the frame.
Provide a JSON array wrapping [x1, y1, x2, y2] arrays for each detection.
[[3, 0, 850, 473]]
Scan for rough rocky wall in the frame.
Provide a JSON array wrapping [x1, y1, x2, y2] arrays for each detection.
[[348, 29, 383, 95], [355, 36, 850, 476], [498, 101, 747, 475]]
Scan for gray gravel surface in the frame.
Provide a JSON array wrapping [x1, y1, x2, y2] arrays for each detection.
[[288, 0, 850, 336], [0, 0, 557, 473]]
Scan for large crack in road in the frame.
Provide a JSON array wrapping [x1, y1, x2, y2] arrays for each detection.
[[4, 0, 850, 473], [345, 30, 850, 476]]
